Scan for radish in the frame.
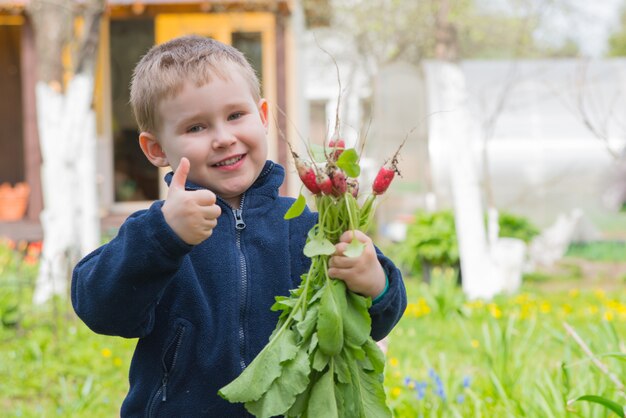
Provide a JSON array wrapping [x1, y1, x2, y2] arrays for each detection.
[[372, 136, 406, 195], [328, 137, 345, 161], [316, 171, 333, 195], [372, 164, 397, 195], [292, 151, 321, 195], [329, 167, 347, 196], [346, 177, 359, 198]]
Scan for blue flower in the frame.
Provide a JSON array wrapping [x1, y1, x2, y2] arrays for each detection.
[[462, 375, 471, 388], [415, 381, 428, 400], [428, 369, 446, 400]]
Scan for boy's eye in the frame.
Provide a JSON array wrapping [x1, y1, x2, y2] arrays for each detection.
[[187, 125, 204, 133], [228, 112, 244, 121]]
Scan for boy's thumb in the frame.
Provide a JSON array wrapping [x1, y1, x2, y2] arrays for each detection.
[[171, 157, 190, 190]]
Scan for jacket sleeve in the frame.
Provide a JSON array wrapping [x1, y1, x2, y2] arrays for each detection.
[[368, 249, 407, 341], [71, 201, 192, 338]]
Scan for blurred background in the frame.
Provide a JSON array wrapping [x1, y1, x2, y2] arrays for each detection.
[[1, 1, 626, 416]]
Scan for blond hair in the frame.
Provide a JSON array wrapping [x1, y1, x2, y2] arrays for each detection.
[[130, 35, 261, 133]]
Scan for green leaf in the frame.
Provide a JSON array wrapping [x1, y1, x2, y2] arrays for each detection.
[[333, 352, 351, 384], [295, 303, 319, 342], [286, 378, 313, 417], [219, 329, 299, 403], [313, 346, 330, 371], [244, 348, 311, 418], [600, 352, 626, 362], [307, 367, 339, 418], [346, 359, 392, 418], [304, 237, 336, 258], [343, 292, 371, 347], [317, 281, 344, 356], [570, 395, 625, 417], [284, 193, 307, 220], [309, 143, 327, 162], [343, 237, 365, 258], [336, 148, 361, 177], [362, 339, 385, 374]]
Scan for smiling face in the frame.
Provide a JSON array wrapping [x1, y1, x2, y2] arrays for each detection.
[[139, 69, 269, 208]]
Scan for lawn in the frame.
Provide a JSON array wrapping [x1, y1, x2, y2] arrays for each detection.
[[385, 270, 626, 417], [1, 239, 625, 417]]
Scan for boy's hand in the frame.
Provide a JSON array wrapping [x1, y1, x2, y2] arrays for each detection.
[[328, 230, 386, 299], [162, 158, 222, 245]]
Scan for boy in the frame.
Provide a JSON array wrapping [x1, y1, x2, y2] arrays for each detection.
[[72, 35, 406, 417]]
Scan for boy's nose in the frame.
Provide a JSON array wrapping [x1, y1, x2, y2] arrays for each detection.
[[211, 126, 237, 148]]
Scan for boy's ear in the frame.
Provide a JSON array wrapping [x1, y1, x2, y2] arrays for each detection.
[[258, 99, 269, 131], [138, 132, 169, 167]]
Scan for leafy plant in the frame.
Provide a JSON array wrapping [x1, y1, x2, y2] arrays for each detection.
[[496, 211, 540, 244], [419, 267, 465, 319], [566, 241, 626, 262], [395, 210, 459, 279]]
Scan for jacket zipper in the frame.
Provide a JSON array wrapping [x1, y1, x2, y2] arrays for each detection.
[[233, 196, 248, 371], [160, 324, 185, 402]]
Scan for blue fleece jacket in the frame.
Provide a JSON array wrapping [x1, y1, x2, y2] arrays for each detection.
[[71, 161, 406, 417]]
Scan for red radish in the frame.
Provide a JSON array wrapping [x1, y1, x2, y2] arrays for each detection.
[[372, 139, 405, 195], [346, 178, 359, 198], [328, 137, 345, 160], [292, 152, 321, 195], [316, 171, 333, 195], [329, 168, 347, 196], [372, 164, 396, 195]]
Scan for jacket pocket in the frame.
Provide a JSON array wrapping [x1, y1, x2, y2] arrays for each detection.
[[146, 319, 189, 418]]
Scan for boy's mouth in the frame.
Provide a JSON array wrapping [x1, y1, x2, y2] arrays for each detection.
[[213, 154, 245, 167]]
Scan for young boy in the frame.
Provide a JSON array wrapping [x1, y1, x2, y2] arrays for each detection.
[[72, 35, 406, 417]]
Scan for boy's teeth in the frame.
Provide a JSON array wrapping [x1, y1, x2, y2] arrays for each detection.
[[215, 156, 242, 166]]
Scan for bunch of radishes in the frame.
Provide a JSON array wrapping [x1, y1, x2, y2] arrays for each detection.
[[291, 134, 401, 202]]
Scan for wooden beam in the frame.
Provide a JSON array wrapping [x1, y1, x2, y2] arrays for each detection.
[[21, 17, 42, 221]]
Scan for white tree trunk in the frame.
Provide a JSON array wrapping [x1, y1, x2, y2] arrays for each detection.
[[33, 74, 100, 304], [432, 62, 498, 299]]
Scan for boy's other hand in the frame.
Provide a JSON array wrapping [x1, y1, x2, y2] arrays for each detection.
[[162, 157, 222, 245], [328, 230, 386, 299]]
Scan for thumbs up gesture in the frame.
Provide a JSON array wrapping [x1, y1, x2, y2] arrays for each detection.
[[161, 157, 222, 245]]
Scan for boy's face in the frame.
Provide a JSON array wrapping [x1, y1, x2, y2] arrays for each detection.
[[140, 69, 268, 208]]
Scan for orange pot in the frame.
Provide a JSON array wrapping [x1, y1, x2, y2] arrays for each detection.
[[0, 182, 30, 221]]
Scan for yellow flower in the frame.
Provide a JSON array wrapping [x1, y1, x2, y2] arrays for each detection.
[[568, 289, 579, 298], [488, 303, 502, 319], [603, 311, 614, 322], [464, 300, 485, 310], [389, 357, 399, 368], [540, 302, 551, 314], [113, 357, 123, 367], [101, 348, 112, 358], [391, 387, 402, 398], [514, 293, 530, 305], [471, 339, 480, 349]]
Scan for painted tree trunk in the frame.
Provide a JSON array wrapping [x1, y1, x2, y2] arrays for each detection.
[[27, 0, 104, 304], [33, 75, 100, 304], [431, 61, 496, 299]]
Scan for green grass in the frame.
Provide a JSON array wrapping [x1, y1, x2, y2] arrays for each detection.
[[1, 241, 625, 417], [384, 273, 626, 417], [566, 241, 626, 262]]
